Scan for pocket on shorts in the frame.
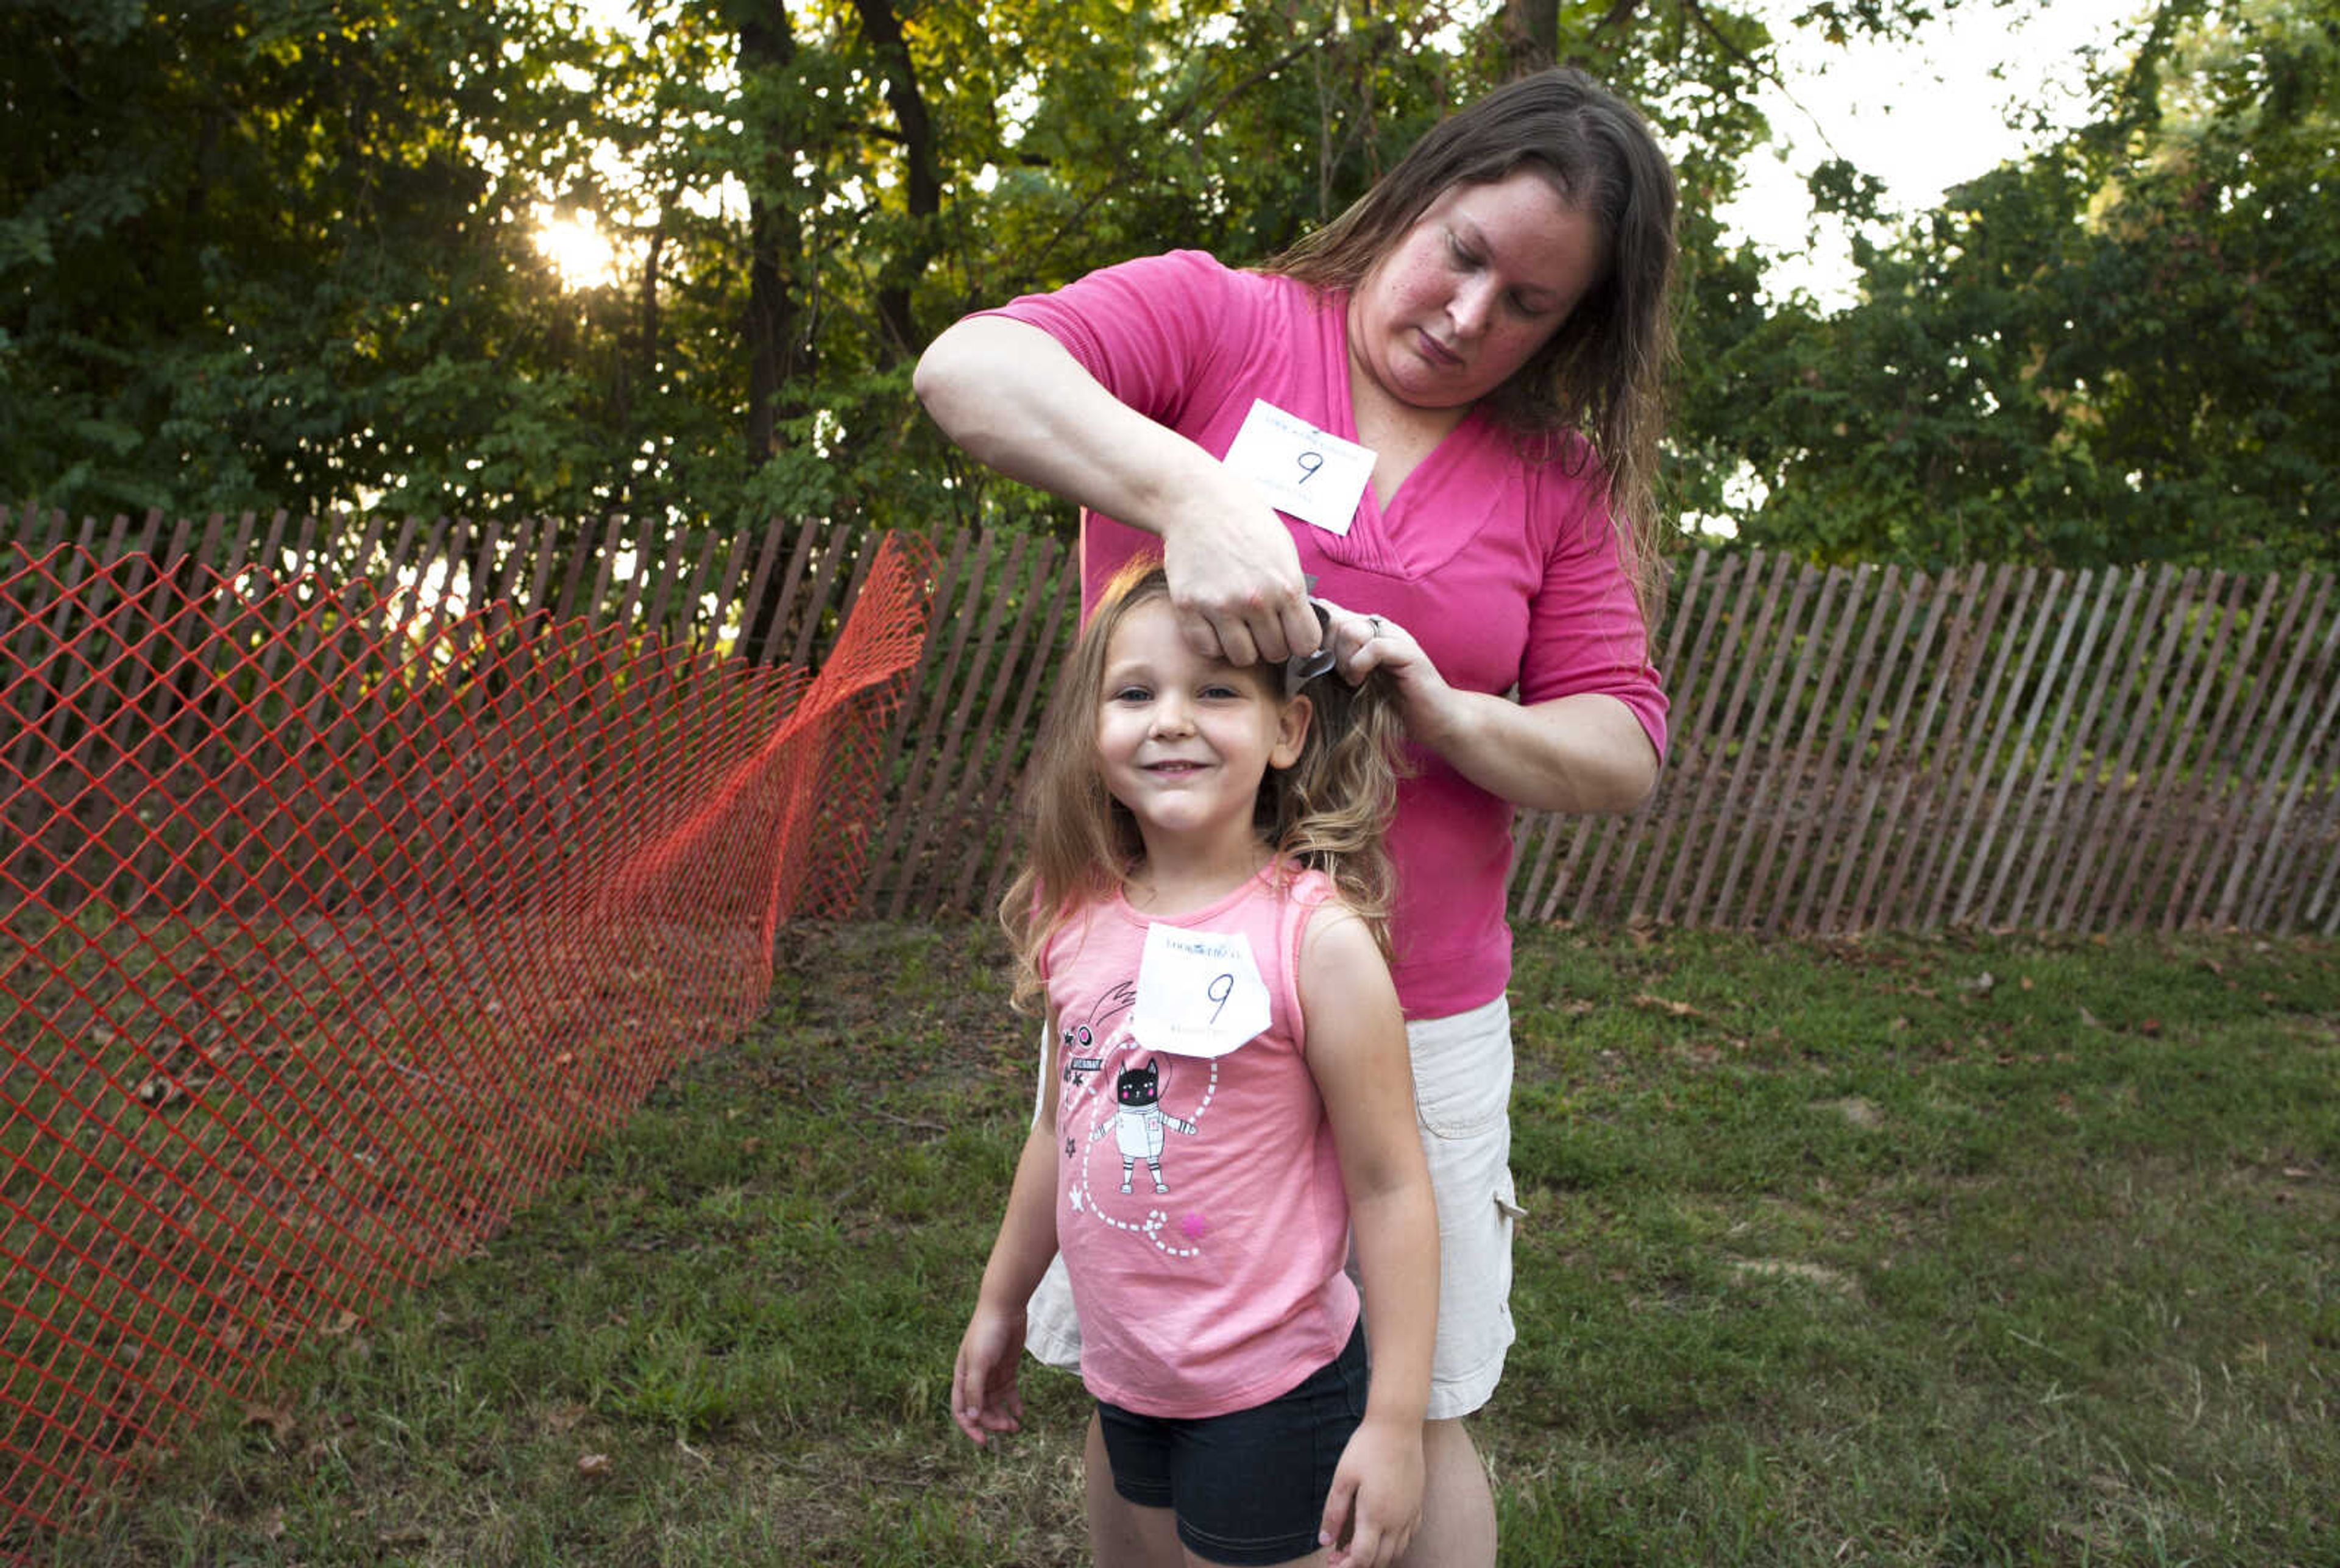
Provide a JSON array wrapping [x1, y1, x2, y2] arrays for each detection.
[[1410, 1021, 1513, 1141]]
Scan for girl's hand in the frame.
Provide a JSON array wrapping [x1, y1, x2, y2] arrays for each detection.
[[951, 1302, 1027, 1446], [1159, 475, 1319, 667], [1318, 1415, 1425, 1567]]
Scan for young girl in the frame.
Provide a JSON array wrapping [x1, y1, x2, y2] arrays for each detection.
[[952, 561, 1438, 1568]]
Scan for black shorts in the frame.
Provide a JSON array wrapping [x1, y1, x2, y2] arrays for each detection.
[[1095, 1321, 1369, 1566]]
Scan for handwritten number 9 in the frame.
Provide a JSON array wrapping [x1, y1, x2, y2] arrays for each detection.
[[1295, 450, 1324, 484], [1207, 973, 1234, 1024]]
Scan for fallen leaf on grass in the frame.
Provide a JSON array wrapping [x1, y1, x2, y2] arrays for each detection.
[[1631, 992, 1707, 1020], [1812, 1096, 1885, 1130], [241, 1402, 296, 1440], [132, 1074, 183, 1109], [578, 1452, 613, 1480]]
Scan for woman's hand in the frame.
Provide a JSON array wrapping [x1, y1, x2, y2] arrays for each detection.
[[1318, 599, 1661, 814], [1319, 600, 1460, 740], [950, 1301, 1028, 1446], [1318, 1414, 1425, 1567], [1158, 472, 1320, 667], [916, 317, 1321, 666]]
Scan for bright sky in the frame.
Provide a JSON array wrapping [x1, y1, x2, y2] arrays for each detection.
[[1720, 0, 2152, 306]]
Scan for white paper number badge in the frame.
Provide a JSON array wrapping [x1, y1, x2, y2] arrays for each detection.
[[1220, 398, 1375, 537], [1130, 923, 1273, 1059]]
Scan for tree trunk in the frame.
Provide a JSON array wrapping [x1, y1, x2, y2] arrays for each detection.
[[851, 0, 941, 364], [738, 0, 805, 470]]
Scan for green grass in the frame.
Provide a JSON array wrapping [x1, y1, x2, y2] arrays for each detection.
[[36, 922, 2337, 1566]]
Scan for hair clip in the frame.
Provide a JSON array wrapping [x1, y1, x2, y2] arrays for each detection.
[[1284, 598, 1337, 699]]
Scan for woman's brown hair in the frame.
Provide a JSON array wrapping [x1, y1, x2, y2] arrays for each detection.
[[1260, 66, 1679, 626]]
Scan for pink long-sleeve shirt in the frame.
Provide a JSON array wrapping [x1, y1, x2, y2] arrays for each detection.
[[987, 250, 1668, 1018]]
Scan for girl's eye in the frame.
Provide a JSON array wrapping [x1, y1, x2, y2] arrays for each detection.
[[1199, 683, 1246, 701], [1110, 684, 1150, 703], [1508, 293, 1553, 319]]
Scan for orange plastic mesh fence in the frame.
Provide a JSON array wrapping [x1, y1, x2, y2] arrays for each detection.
[[0, 533, 933, 1549]]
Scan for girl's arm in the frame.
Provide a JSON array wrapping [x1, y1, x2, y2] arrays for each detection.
[[1325, 605, 1661, 814], [912, 315, 1320, 665], [1300, 907, 1438, 1568], [951, 1017, 1062, 1447]]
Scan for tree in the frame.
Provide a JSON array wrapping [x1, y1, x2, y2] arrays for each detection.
[[0, 0, 608, 526], [1698, 0, 2339, 569]]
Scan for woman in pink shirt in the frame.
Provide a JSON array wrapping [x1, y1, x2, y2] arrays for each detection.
[[917, 68, 1678, 1568]]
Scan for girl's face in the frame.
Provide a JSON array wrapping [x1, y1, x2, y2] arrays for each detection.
[[1094, 598, 1311, 855], [1347, 168, 1605, 413]]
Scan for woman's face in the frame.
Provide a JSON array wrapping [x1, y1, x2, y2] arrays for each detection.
[[1347, 168, 1606, 413]]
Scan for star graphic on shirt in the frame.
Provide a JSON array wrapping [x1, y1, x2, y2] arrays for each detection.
[[1069, 1188, 1085, 1215]]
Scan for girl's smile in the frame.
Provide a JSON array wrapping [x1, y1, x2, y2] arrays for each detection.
[[1096, 599, 1311, 870]]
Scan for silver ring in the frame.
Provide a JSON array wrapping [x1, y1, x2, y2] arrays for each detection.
[[1366, 614, 1386, 637]]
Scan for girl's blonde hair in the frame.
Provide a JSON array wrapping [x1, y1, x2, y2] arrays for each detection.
[[1002, 560, 1407, 1011]]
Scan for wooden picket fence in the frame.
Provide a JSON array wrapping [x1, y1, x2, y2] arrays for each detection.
[[6, 505, 2337, 935]]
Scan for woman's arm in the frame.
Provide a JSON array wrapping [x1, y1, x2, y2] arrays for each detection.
[[951, 1018, 1062, 1446], [913, 314, 1321, 665], [1300, 907, 1437, 1567], [1325, 605, 1661, 814]]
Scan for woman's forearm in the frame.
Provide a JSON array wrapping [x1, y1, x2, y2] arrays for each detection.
[[914, 314, 1318, 662], [913, 317, 1228, 533], [1411, 688, 1661, 815]]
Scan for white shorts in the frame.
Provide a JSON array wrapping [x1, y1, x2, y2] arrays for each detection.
[[1026, 994, 1520, 1421]]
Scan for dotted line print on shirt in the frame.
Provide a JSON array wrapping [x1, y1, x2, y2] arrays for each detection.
[[1062, 1008, 1221, 1261]]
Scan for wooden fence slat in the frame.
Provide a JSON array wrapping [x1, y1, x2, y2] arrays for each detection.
[[1654, 552, 1784, 924], [892, 535, 1031, 915], [2158, 572, 2299, 929], [2009, 566, 2144, 929], [1684, 552, 1803, 923], [1611, 550, 1744, 923], [1923, 566, 2044, 928], [2303, 785, 2340, 935], [1956, 569, 2089, 928], [1618, 551, 1740, 924], [1841, 570, 1960, 933], [1738, 566, 1852, 927], [1894, 565, 2015, 927], [2238, 618, 2340, 931], [2189, 573, 2328, 928], [737, 517, 814, 668], [1797, 565, 1902, 932], [876, 534, 991, 919], [2052, 566, 2186, 931], [1989, 566, 2122, 928], [1819, 568, 1930, 934], [977, 564, 1081, 915], [1869, 565, 1991, 926], [2212, 579, 2336, 928], [1700, 559, 1820, 925], [858, 532, 974, 914], [2096, 571, 2241, 926], [787, 528, 859, 670], [13, 518, 2335, 937], [949, 540, 1069, 915]]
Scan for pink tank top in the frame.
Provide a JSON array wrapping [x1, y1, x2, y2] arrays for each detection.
[[1042, 862, 1360, 1418]]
